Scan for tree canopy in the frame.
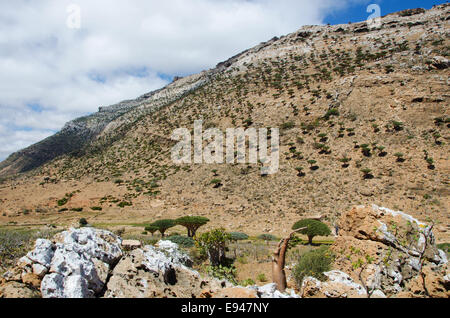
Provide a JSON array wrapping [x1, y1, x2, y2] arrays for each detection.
[[150, 219, 176, 237], [176, 216, 210, 237], [292, 219, 331, 245], [144, 224, 159, 235]]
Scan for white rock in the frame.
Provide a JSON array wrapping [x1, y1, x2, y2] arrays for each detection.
[[58, 228, 123, 265], [32, 263, 48, 277], [39, 228, 124, 298], [26, 239, 55, 267], [257, 283, 277, 295], [41, 273, 65, 298], [324, 271, 367, 296], [371, 289, 387, 298], [436, 249, 448, 265], [254, 283, 300, 298], [64, 275, 94, 298]]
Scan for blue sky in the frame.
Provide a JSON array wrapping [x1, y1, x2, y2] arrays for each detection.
[[325, 0, 448, 24], [0, 0, 447, 162]]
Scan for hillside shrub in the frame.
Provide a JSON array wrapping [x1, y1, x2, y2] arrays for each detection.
[[229, 232, 249, 241], [166, 235, 195, 248], [293, 246, 334, 288]]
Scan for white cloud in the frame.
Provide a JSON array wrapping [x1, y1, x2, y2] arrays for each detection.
[[0, 0, 362, 160]]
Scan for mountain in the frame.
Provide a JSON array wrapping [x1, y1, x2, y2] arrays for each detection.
[[0, 5, 448, 242]]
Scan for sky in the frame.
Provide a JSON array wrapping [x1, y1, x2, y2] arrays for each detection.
[[0, 0, 448, 161]]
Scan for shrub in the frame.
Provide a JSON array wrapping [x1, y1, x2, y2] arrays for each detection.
[[79, 218, 88, 227], [281, 121, 295, 130], [210, 179, 223, 188], [206, 264, 237, 284], [437, 243, 450, 256], [394, 153, 405, 162], [70, 208, 83, 212], [240, 278, 256, 287], [361, 144, 371, 157], [324, 108, 339, 120], [229, 232, 249, 241], [166, 235, 195, 248], [176, 216, 210, 237], [292, 246, 334, 288], [0, 229, 58, 272], [118, 201, 132, 208], [292, 219, 331, 245], [339, 157, 351, 168], [392, 121, 404, 131], [57, 197, 68, 207], [195, 228, 231, 266], [150, 219, 176, 237], [361, 168, 373, 179], [90, 206, 102, 211], [258, 234, 277, 241], [257, 273, 268, 282], [426, 157, 435, 170]]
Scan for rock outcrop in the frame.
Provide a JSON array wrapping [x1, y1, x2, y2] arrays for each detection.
[[301, 270, 382, 298], [104, 240, 222, 298], [0, 228, 298, 298], [16, 228, 122, 298], [301, 205, 449, 298]]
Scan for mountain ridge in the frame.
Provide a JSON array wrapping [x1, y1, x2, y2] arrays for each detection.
[[1, 4, 447, 177]]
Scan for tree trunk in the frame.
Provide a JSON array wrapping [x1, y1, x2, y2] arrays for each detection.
[[308, 235, 313, 245], [272, 228, 306, 292], [208, 246, 226, 267]]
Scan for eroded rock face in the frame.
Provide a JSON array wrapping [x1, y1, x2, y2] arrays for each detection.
[[301, 205, 449, 298], [104, 241, 209, 298], [2, 228, 123, 298]]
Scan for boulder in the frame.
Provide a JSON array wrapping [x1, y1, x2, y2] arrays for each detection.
[[301, 271, 372, 298], [249, 283, 300, 298], [432, 56, 449, 69], [39, 228, 123, 298], [104, 240, 216, 298], [331, 205, 449, 298], [2, 228, 123, 298]]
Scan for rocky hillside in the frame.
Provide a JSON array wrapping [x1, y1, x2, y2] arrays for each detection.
[[0, 72, 212, 176], [0, 5, 448, 242]]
